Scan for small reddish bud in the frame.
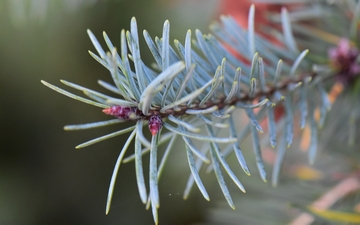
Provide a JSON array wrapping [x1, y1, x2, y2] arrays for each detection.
[[148, 114, 163, 136], [102, 108, 113, 114], [102, 106, 140, 120], [328, 38, 360, 85]]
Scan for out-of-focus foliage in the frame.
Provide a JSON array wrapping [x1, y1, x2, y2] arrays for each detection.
[[3, 0, 99, 26]]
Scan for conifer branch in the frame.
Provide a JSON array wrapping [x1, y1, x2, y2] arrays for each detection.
[[41, 3, 360, 224]]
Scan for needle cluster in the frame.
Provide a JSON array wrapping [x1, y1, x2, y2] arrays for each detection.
[[41, 3, 360, 224]]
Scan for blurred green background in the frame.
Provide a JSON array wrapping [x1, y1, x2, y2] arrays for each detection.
[[1, 1, 359, 225]]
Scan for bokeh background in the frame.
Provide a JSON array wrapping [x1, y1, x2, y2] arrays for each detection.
[[1, 1, 359, 225]]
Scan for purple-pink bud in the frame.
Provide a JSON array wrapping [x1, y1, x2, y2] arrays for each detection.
[[102, 106, 139, 120], [328, 38, 360, 84], [148, 114, 163, 136]]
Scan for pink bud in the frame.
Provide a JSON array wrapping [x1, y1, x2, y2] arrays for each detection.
[[102, 106, 139, 120], [328, 38, 360, 85], [148, 114, 163, 136]]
